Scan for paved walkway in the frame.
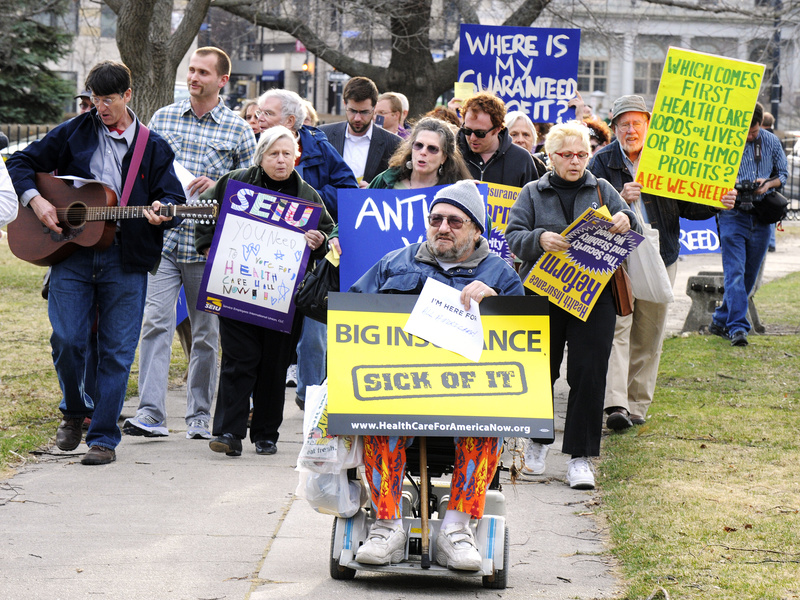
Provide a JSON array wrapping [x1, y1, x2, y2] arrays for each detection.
[[1, 224, 797, 599]]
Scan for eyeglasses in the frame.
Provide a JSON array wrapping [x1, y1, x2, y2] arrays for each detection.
[[428, 214, 471, 229], [412, 141, 441, 155], [615, 120, 646, 132], [90, 95, 119, 107], [247, 110, 263, 120], [553, 151, 590, 160], [346, 107, 374, 117], [461, 126, 496, 139]]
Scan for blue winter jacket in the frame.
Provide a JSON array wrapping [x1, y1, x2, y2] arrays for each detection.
[[350, 238, 524, 297], [295, 125, 358, 222]]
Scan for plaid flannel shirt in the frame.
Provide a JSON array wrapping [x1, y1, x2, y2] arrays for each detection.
[[149, 98, 256, 262]]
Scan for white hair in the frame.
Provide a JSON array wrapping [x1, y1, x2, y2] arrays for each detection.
[[258, 89, 306, 132], [504, 111, 538, 147]]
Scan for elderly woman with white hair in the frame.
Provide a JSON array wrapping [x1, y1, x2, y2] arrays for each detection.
[[504, 110, 547, 177], [505, 120, 637, 490], [195, 126, 334, 457]]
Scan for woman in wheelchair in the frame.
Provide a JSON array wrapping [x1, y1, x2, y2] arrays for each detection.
[[348, 180, 525, 569]]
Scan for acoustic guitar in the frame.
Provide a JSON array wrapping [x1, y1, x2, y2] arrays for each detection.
[[7, 173, 218, 266]]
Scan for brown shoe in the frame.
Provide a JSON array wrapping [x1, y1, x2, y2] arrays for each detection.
[[56, 418, 84, 451], [81, 446, 116, 465]]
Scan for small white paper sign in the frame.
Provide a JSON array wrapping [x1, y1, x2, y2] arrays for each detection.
[[403, 277, 483, 362], [172, 161, 200, 204]]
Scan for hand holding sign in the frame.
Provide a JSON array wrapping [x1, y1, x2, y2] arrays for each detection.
[[404, 278, 484, 362]]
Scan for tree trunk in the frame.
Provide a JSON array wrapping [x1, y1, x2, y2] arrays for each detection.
[[107, 0, 211, 124]]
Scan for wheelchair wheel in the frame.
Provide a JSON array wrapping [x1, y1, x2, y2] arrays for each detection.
[[482, 525, 509, 589], [329, 519, 356, 580]]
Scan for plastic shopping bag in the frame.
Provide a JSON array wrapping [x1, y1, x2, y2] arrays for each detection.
[[297, 380, 363, 473], [295, 470, 367, 518]]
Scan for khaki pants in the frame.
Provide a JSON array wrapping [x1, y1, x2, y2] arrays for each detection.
[[604, 261, 677, 419]]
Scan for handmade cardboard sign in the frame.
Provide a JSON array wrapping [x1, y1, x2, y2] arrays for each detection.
[[198, 179, 322, 332], [458, 24, 581, 123], [638, 47, 764, 207]]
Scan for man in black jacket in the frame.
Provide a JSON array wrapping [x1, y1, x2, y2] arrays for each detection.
[[456, 91, 536, 187], [319, 76, 401, 188], [589, 95, 734, 430]]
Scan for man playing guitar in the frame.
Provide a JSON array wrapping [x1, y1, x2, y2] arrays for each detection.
[[6, 61, 186, 465]]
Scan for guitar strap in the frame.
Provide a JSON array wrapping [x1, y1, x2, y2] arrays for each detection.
[[119, 123, 150, 207]]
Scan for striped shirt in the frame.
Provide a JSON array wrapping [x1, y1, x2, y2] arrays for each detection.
[[738, 128, 788, 199], [149, 98, 257, 262]]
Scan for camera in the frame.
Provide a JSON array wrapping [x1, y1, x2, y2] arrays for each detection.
[[734, 180, 760, 211]]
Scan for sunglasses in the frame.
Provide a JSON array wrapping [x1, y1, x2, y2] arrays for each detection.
[[428, 214, 471, 229], [461, 126, 496, 139], [412, 141, 441, 155]]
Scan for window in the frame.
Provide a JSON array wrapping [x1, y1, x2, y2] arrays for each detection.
[[578, 59, 607, 93], [633, 37, 676, 98]]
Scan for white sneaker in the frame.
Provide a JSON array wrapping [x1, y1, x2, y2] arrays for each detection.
[[285, 364, 298, 387], [355, 521, 406, 565], [122, 415, 168, 437], [435, 522, 482, 571], [566, 457, 596, 490], [521, 441, 549, 476], [186, 419, 212, 439]]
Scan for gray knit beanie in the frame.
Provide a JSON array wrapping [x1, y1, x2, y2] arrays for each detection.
[[430, 180, 485, 233]]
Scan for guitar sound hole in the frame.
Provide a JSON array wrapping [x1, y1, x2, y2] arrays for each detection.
[[65, 203, 88, 228]]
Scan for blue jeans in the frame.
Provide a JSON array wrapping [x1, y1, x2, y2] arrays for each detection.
[[712, 209, 771, 335], [49, 245, 147, 450], [136, 253, 218, 424], [58, 325, 97, 414], [296, 317, 327, 401]]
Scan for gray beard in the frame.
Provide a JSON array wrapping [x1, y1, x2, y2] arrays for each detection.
[[429, 234, 474, 262]]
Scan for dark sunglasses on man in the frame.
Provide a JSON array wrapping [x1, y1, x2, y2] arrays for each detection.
[[460, 126, 496, 139]]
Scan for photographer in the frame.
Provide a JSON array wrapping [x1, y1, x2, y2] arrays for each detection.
[[709, 102, 787, 347]]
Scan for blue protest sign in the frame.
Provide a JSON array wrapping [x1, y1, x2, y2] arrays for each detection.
[[679, 217, 721, 255], [197, 179, 322, 333], [338, 185, 488, 291], [458, 24, 581, 123]]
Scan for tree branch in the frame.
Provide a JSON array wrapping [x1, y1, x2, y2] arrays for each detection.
[[641, 0, 767, 18], [502, 0, 554, 27], [210, 0, 386, 81]]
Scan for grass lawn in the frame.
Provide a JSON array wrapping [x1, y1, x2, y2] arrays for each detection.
[[0, 239, 187, 475], [599, 272, 800, 599]]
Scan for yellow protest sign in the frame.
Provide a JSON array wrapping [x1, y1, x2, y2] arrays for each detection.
[[327, 293, 554, 441], [486, 183, 521, 234], [524, 208, 643, 321], [638, 47, 764, 207]]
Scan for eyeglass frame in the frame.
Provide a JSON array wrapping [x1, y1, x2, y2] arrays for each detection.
[[614, 119, 647, 132], [90, 93, 123, 107], [552, 151, 590, 161], [427, 213, 472, 229], [346, 107, 375, 117]]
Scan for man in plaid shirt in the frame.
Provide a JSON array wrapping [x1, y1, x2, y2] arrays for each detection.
[[124, 47, 256, 440]]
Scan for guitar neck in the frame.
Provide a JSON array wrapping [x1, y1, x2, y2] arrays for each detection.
[[82, 204, 178, 221]]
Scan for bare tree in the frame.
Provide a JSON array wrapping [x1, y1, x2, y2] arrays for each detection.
[[103, 0, 211, 123], [211, 0, 554, 116]]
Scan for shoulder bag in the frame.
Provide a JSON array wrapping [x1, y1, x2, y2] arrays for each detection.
[[596, 186, 634, 316]]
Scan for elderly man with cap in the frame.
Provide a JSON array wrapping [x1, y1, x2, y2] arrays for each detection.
[[75, 91, 93, 114], [349, 180, 524, 571], [589, 96, 735, 431]]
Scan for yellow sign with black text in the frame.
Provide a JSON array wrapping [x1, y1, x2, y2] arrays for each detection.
[[327, 293, 554, 441]]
